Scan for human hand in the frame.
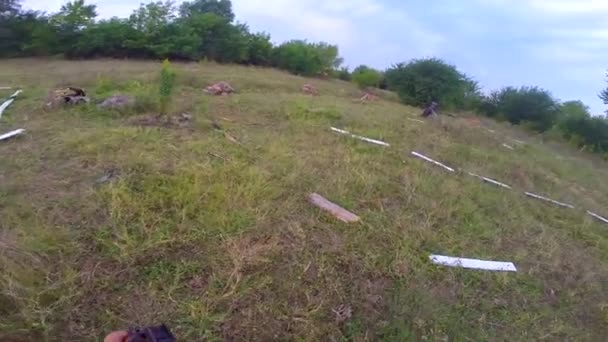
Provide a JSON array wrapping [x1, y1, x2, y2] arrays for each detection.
[[104, 330, 129, 342]]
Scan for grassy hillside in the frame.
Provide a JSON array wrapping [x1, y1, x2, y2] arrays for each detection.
[[1, 59, 607, 341]]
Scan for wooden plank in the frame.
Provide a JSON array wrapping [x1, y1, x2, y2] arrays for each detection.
[[430, 254, 517, 272], [308, 193, 360, 223]]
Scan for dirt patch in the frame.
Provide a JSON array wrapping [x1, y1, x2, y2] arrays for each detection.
[[510, 166, 533, 188], [358, 276, 392, 320], [129, 113, 193, 129], [462, 117, 482, 128], [221, 234, 279, 298], [311, 229, 345, 253]]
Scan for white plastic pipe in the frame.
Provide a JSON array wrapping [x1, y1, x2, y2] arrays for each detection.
[[587, 211, 608, 224], [411, 151, 455, 172], [0, 99, 15, 119], [430, 254, 517, 272], [0, 128, 25, 141], [0, 89, 22, 119], [467, 172, 512, 189], [524, 192, 575, 209], [330, 127, 390, 147]]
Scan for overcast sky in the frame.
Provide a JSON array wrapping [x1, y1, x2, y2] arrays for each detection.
[[22, 0, 608, 114]]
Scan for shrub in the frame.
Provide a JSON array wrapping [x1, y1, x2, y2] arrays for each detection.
[[385, 58, 469, 108], [351, 65, 382, 89], [271, 40, 341, 76], [159, 59, 176, 115], [334, 67, 351, 81], [479, 86, 560, 132]]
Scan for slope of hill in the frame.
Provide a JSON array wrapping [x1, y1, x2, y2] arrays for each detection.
[[1, 59, 607, 341]]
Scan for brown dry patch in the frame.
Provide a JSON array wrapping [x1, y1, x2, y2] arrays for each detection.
[[128, 113, 193, 129], [462, 117, 482, 128], [221, 233, 280, 298], [509, 165, 533, 188], [358, 276, 392, 321], [311, 229, 345, 253]]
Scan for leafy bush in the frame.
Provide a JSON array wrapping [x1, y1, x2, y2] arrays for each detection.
[[351, 65, 382, 89], [479, 86, 559, 132], [271, 40, 341, 76], [159, 59, 176, 115], [555, 101, 608, 152], [385, 58, 469, 108], [334, 67, 351, 81]]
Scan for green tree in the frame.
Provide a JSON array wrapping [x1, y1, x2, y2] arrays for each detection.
[[0, 0, 21, 18], [126, 1, 176, 57], [179, 0, 234, 21], [385, 58, 468, 108], [51, 0, 97, 30], [70, 18, 141, 58], [50, 0, 97, 56], [351, 65, 382, 89], [556, 100, 592, 142], [245, 31, 272, 65], [184, 13, 248, 62], [599, 71, 608, 114]]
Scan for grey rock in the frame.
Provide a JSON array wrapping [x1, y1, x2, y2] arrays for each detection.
[[98, 95, 135, 109]]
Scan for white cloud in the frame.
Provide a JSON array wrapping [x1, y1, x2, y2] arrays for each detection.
[[233, 0, 444, 67], [529, 0, 608, 14]]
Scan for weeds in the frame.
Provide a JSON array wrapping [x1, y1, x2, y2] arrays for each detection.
[[159, 59, 176, 116]]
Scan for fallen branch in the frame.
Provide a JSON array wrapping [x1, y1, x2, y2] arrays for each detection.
[[208, 152, 228, 161], [587, 211, 608, 224], [467, 172, 512, 189], [524, 192, 575, 209], [330, 127, 390, 147], [429, 254, 517, 272], [410, 151, 455, 172], [224, 131, 242, 145], [0, 128, 25, 142], [308, 193, 360, 223]]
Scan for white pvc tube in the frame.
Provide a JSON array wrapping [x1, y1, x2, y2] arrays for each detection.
[[411, 151, 455, 172], [467, 172, 512, 189], [524, 192, 575, 209], [0, 89, 22, 119], [587, 211, 608, 224], [430, 254, 517, 272], [0, 128, 25, 141], [330, 127, 390, 147]]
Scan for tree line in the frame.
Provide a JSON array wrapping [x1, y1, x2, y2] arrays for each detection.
[[2, 0, 608, 155]]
